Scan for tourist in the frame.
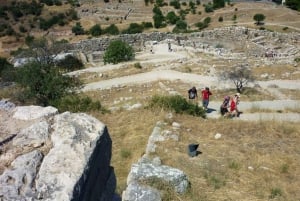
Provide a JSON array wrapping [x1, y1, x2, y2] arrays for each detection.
[[188, 86, 198, 103], [220, 96, 230, 116], [230, 93, 240, 117], [201, 87, 212, 110]]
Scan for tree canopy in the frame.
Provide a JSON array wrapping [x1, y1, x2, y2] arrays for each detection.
[[253, 14, 266, 25], [103, 40, 135, 64]]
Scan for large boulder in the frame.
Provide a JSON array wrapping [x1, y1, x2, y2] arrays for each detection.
[[0, 104, 116, 201]]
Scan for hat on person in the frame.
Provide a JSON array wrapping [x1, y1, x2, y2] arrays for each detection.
[[235, 93, 240, 97]]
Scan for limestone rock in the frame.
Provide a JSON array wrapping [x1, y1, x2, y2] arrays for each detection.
[[0, 150, 43, 200], [13, 105, 58, 120]]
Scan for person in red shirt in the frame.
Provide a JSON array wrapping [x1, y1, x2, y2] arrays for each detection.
[[201, 87, 212, 110], [230, 93, 240, 117]]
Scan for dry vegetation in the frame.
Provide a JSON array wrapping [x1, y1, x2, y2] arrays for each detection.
[[0, 0, 300, 200]]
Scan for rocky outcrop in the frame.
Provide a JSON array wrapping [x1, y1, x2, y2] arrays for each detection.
[[0, 104, 116, 201], [122, 121, 190, 201]]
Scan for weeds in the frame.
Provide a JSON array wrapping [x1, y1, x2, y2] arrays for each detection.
[[228, 160, 240, 170], [120, 148, 132, 159], [280, 164, 289, 173], [269, 187, 283, 199]]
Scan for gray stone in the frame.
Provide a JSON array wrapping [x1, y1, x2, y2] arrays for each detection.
[[127, 162, 189, 194], [35, 112, 115, 201], [13, 105, 58, 120], [122, 182, 161, 201], [13, 121, 49, 148], [0, 150, 43, 200]]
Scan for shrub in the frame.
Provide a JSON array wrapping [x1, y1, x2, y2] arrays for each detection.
[[72, 22, 85, 35], [147, 95, 206, 118], [142, 22, 153, 29], [50, 95, 107, 113], [89, 24, 102, 36], [122, 23, 144, 34], [204, 4, 214, 12], [56, 55, 84, 72], [170, 0, 181, 9], [104, 24, 119, 35], [269, 188, 283, 199], [103, 40, 134, 64], [134, 62, 142, 69], [166, 11, 180, 24], [218, 16, 223, 22], [15, 62, 81, 106]]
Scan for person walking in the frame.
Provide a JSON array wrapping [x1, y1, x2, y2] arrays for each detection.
[[230, 93, 240, 117], [201, 87, 212, 110], [188, 86, 198, 104]]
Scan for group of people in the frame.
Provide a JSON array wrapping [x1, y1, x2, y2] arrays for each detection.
[[188, 86, 241, 118], [220, 93, 241, 118], [188, 86, 212, 111]]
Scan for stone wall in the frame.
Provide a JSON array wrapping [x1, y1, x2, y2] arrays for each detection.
[[0, 102, 116, 201], [69, 26, 299, 62]]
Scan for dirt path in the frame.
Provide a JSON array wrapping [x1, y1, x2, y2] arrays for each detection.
[[73, 42, 300, 122]]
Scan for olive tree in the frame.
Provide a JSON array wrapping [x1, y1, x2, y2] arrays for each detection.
[[219, 65, 255, 93], [103, 40, 135, 64], [253, 13, 266, 25], [14, 37, 81, 106]]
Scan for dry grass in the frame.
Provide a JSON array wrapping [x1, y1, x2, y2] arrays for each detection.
[[81, 78, 299, 200], [252, 64, 300, 80], [87, 103, 300, 201]]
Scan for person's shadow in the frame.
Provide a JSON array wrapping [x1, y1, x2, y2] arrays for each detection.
[[206, 108, 216, 113]]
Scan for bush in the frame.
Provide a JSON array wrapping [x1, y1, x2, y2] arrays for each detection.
[[72, 22, 85, 35], [104, 24, 119, 35], [166, 11, 180, 24], [147, 95, 206, 118], [15, 62, 81, 106], [170, 0, 181, 9], [122, 23, 144, 34], [50, 95, 107, 113], [89, 24, 102, 36], [103, 40, 134, 64], [56, 55, 84, 72], [218, 16, 223, 22], [142, 22, 153, 29]]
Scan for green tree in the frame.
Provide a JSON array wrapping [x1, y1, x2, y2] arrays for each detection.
[[16, 62, 80, 106], [103, 40, 135, 64], [253, 13, 266, 25], [89, 24, 102, 36], [72, 22, 85, 35], [166, 11, 180, 24], [13, 37, 81, 106], [286, 0, 300, 11], [213, 0, 225, 9], [170, 0, 181, 9]]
